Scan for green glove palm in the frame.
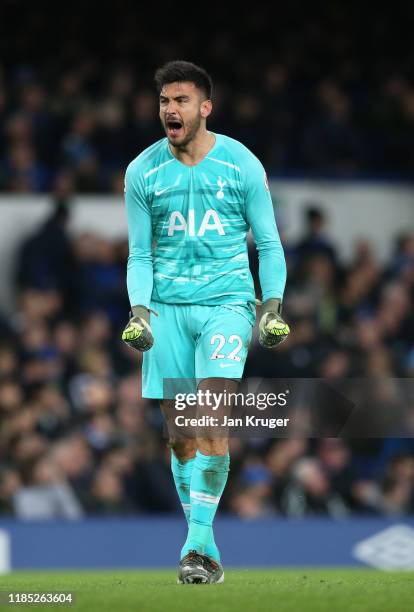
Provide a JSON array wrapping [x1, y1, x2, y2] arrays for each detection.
[[122, 306, 154, 352], [259, 299, 290, 348]]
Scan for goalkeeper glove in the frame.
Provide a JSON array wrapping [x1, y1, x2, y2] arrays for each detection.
[[259, 298, 290, 348], [121, 305, 154, 352]]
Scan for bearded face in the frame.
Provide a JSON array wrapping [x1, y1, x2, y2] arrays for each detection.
[[159, 81, 211, 148]]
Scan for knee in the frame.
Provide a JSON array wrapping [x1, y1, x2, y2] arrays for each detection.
[[196, 438, 229, 456], [169, 438, 196, 461]]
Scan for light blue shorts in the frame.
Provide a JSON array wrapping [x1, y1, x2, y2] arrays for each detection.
[[142, 301, 256, 399]]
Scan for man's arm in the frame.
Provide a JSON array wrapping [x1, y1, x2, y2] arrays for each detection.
[[245, 157, 290, 347], [124, 164, 153, 308], [122, 164, 154, 351], [245, 157, 286, 301]]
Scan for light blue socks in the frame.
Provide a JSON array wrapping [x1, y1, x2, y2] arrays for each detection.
[[179, 450, 230, 560], [171, 450, 222, 561]]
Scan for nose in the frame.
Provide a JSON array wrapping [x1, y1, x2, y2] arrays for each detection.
[[165, 100, 178, 115]]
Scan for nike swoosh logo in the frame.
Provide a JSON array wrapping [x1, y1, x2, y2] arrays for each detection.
[[219, 363, 237, 368], [155, 187, 172, 196]]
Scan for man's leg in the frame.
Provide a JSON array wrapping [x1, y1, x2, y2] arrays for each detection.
[[161, 400, 221, 561], [180, 304, 253, 563], [180, 437, 229, 560], [180, 378, 235, 560]]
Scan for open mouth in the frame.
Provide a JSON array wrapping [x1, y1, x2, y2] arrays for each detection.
[[166, 118, 183, 138]]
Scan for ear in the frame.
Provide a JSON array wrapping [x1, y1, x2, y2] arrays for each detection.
[[200, 99, 212, 119]]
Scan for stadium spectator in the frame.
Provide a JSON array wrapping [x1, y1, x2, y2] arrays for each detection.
[[280, 458, 350, 517], [13, 454, 83, 520]]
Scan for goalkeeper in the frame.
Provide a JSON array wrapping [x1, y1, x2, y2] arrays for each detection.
[[121, 60, 289, 585]]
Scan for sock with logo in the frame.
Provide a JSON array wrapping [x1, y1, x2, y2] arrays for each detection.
[[180, 450, 229, 560], [171, 450, 221, 561]]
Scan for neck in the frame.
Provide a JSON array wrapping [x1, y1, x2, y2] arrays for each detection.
[[170, 128, 215, 166]]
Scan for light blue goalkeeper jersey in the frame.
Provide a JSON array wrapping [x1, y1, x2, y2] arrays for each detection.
[[124, 133, 286, 308]]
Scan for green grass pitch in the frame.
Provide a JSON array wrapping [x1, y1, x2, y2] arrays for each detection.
[[0, 569, 413, 612]]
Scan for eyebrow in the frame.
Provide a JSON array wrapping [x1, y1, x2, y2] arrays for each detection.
[[159, 95, 190, 102]]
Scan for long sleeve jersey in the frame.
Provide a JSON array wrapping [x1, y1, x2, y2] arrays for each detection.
[[124, 133, 286, 308]]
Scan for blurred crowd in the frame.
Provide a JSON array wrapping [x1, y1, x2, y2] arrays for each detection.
[[1, 2, 414, 520], [0, 202, 413, 520], [2, 3, 414, 191]]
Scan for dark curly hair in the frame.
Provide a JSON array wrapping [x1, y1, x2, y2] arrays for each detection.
[[154, 60, 213, 100]]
